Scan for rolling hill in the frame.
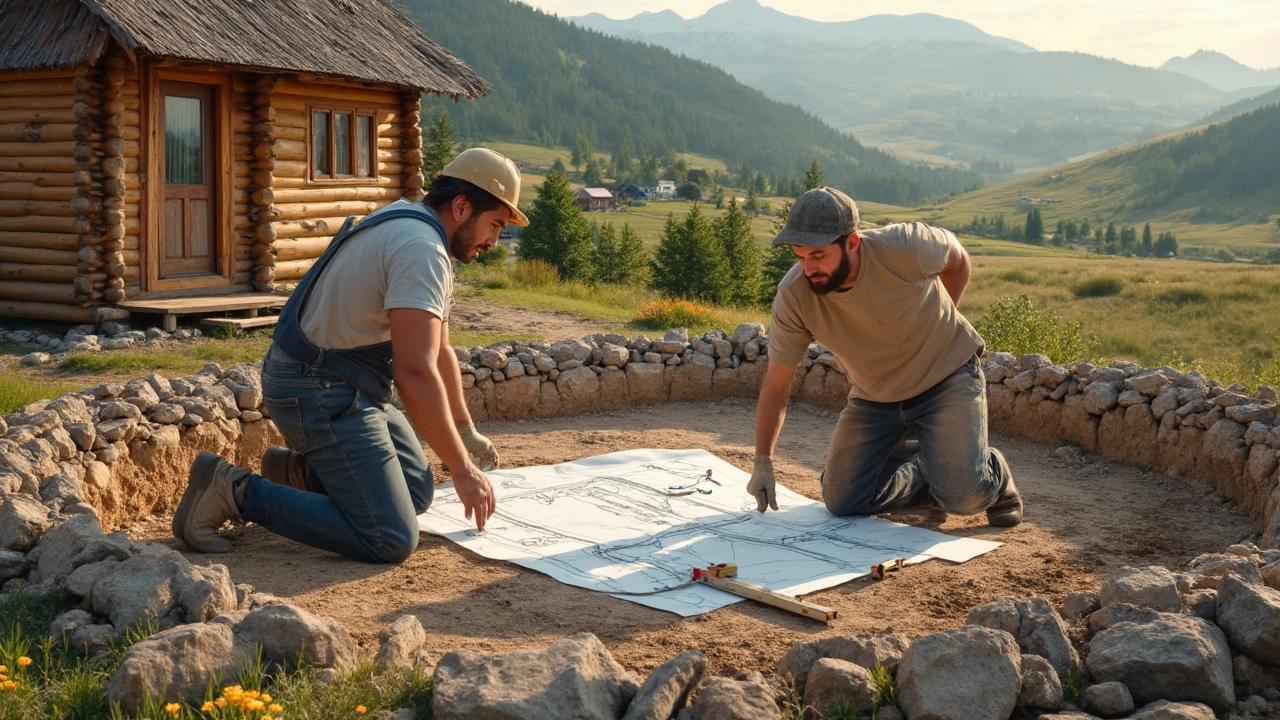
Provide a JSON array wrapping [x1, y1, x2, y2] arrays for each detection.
[[891, 103, 1280, 254], [398, 0, 980, 206], [574, 0, 1258, 172], [1160, 50, 1280, 92]]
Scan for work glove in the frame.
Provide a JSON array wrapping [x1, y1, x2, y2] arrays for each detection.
[[746, 455, 778, 513], [458, 423, 500, 472]]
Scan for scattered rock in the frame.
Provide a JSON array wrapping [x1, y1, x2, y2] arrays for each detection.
[[1064, 590, 1102, 620], [897, 626, 1021, 720], [1101, 566, 1183, 613], [1215, 572, 1280, 665], [1128, 700, 1217, 719], [1082, 681, 1135, 717], [233, 604, 357, 670], [689, 671, 776, 720], [967, 596, 1078, 674], [433, 633, 638, 720], [774, 633, 909, 692], [374, 615, 427, 673], [1089, 603, 1161, 637], [1019, 654, 1064, 711], [0, 493, 54, 551], [107, 622, 240, 712], [1086, 614, 1234, 712], [622, 650, 705, 720], [803, 658, 877, 716]]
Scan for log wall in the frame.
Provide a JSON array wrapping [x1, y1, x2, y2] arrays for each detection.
[[0, 68, 84, 313], [266, 77, 409, 282]]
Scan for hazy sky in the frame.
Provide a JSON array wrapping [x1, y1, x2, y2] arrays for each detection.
[[523, 0, 1280, 70]]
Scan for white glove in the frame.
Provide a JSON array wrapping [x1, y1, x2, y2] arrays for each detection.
[[458, 423, 500, 472], [746, 455, 778, 513]]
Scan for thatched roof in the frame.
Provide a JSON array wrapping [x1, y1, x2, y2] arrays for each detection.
[[0, 0, 489, 97]]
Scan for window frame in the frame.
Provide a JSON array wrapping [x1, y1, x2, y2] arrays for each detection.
[[308, 104, 380, 184]]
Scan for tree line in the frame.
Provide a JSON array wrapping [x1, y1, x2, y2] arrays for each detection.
[[963, 210, 1178, 257]]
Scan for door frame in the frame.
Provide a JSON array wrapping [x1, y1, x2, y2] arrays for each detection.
[[141, 62, 234, 292]]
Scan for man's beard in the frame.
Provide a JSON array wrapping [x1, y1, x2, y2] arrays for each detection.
[[449, 215, 483, 263], [805, 244, 852, 294]]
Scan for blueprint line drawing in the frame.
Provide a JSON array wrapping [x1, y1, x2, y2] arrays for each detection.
[[418, 448, 1001, 616]]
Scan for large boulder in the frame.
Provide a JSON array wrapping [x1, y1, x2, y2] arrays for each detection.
[[622, 651, 705, 720], [1184, 554, 1262, 589], [1081, 681, 1134, 718], [689, 671, 776, 720], [1085, 615, 1234, 713], [1088, 603, 1161, 637], [90, 551, 236, 632], [28, 513, 115, 586], [897, 626, 1021, 720], [967, 596, 1078, 674], [106, 622, 241, 712], [1215, 572, 1280, 664], [232, 604, 357, 670], [1128, 700, 1216, 720], [803, 658, 877, 717], [1101, 566, 1182, 612], [774, 633, 908, 692], [433, 633, 638, 720]]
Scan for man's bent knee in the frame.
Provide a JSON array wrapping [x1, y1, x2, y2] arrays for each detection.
[[359, 524, 419, 564]]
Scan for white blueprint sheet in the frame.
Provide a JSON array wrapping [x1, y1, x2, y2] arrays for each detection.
[[418, 448, 1000, 616]]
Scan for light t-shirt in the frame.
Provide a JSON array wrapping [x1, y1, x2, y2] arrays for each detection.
[[299, 200, 454, 350], [768, 222, 984, 403]]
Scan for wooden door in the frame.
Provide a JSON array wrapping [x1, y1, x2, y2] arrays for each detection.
[[158, 81, 217, 277]]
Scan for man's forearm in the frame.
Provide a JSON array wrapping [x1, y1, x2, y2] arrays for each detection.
[[435, 331, 472, 429], [940, 268, 968, 307], [754, 384, 790, 457], [396, 367, 470, 471]]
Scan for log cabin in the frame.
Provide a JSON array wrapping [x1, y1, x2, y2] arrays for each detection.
[[0, 0, 487, 329]]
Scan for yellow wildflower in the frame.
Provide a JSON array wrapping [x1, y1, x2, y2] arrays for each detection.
[[270, 704, 284, 713], [356, 706, 367, 715], [0, 664, 7, 673], [247, 699, 266, 711], [17, 657, 32, 668], [3, 680, 16, 690], [215, 697, 227, 708], [202, 701, 214, 712], [244, 690, 260, 700], [164, 702, 181, 715], [261, 693, 272, 703]]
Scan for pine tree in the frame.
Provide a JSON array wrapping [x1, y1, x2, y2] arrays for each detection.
[[571, 134, 591, 172], [713, 199, 763, 307], [550, 158, 566, 176], [761, 201, 797, 303], [802, 160, 825, 191], [517, 172, 594, 280], [1142, 223, 1153, 256], [650, 205, 729, 302], [583, 157, 603, 186], [1104, 223, 1118, 254], [422, 111, 456, 178], [592, 221, 649, 286], [1024, 209, 1043, 243]]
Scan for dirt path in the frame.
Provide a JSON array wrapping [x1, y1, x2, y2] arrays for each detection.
[[449, 301, 612, 341], [130, 398, 1256, 677]]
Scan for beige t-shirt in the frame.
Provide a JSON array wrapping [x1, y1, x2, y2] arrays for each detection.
[[769, 222, 984, 403], [299, 200, 454, 349]]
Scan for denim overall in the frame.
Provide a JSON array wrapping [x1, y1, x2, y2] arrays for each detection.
[[243, 202, 447, 563]]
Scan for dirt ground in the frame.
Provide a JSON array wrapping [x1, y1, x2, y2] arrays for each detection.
[[130, 398, 1258, 678], [448, 301, 614, 340]]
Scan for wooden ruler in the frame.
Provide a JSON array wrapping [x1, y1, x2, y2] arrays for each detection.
[[693, 564, 838, 623]]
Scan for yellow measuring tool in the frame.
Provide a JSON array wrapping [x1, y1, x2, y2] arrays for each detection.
[[692, 563, 838, 623]]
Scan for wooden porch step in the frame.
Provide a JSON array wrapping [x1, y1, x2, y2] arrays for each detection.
[[201, 315, 280, 330], [117, 293, 287, 331]]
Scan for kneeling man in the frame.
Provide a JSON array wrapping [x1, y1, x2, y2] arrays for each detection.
[[747, 186, 1021, 526]]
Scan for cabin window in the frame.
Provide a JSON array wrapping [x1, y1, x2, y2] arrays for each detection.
[[310, 105, 378, 182]]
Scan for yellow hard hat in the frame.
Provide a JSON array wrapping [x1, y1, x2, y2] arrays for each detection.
[[440, 148, 530, 227]]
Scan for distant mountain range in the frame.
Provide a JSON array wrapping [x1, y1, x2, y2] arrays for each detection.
[[573, 1, 1275, 171], [1160, 50, 1280, 92]]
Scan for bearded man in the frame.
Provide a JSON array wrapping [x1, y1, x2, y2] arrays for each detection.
[[746, 186, 1022, 527], [173, 148, 526, 562]]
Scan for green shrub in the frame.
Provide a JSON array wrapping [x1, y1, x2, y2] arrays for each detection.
[[476, 244, 508, 267], [1072, 275, 1125, 298], [1152, 287, 1208, 307], [510, 259, 560, 288], [975, 295, 1097, 364]]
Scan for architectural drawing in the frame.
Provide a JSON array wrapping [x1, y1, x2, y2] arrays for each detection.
[[418, 449, 1001, 616]]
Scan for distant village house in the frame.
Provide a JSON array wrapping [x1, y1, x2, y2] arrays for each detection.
[[0, 0, 486, 328], [656, 180, 676, 199], [574, 187, 614, 212]]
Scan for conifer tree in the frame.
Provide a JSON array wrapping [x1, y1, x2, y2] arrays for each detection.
[[517, 172, 594, 280], [761, 201, 797, 303], [583, 157, 603, 186], [650, 205, 728, 302], [1142, 223, 1153, 256], [802, 160, 825, 191], [422, 111, 456, 178], [714, 199, 763, 307], [593, 221, 649, 286]]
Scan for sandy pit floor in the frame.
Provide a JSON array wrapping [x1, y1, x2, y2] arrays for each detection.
[[130, 398, 1257, 677]]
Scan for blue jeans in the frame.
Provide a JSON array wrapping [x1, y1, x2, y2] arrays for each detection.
[[241, 346, 434, 563], [821, 354, 1012, 516]]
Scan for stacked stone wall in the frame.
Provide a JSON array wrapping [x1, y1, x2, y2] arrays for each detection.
[[2, 323, 1278, 547]]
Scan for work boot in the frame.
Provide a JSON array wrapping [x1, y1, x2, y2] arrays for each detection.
[[172, 452, 245, 553], [985, 449, 1022, 527], [260, 446, 320, 493]]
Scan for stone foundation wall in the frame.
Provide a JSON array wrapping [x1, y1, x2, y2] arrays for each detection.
[[3, 323, 1278, 546]]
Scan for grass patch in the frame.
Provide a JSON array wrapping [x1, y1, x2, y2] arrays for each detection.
[[0, 375, 87, 415], [998, 269, 1037, 284], [56, 334, 273, 377], [636, 300, 718, 330], [1150, 287, 1208, 307], [1072, 275, 1125, 298]]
